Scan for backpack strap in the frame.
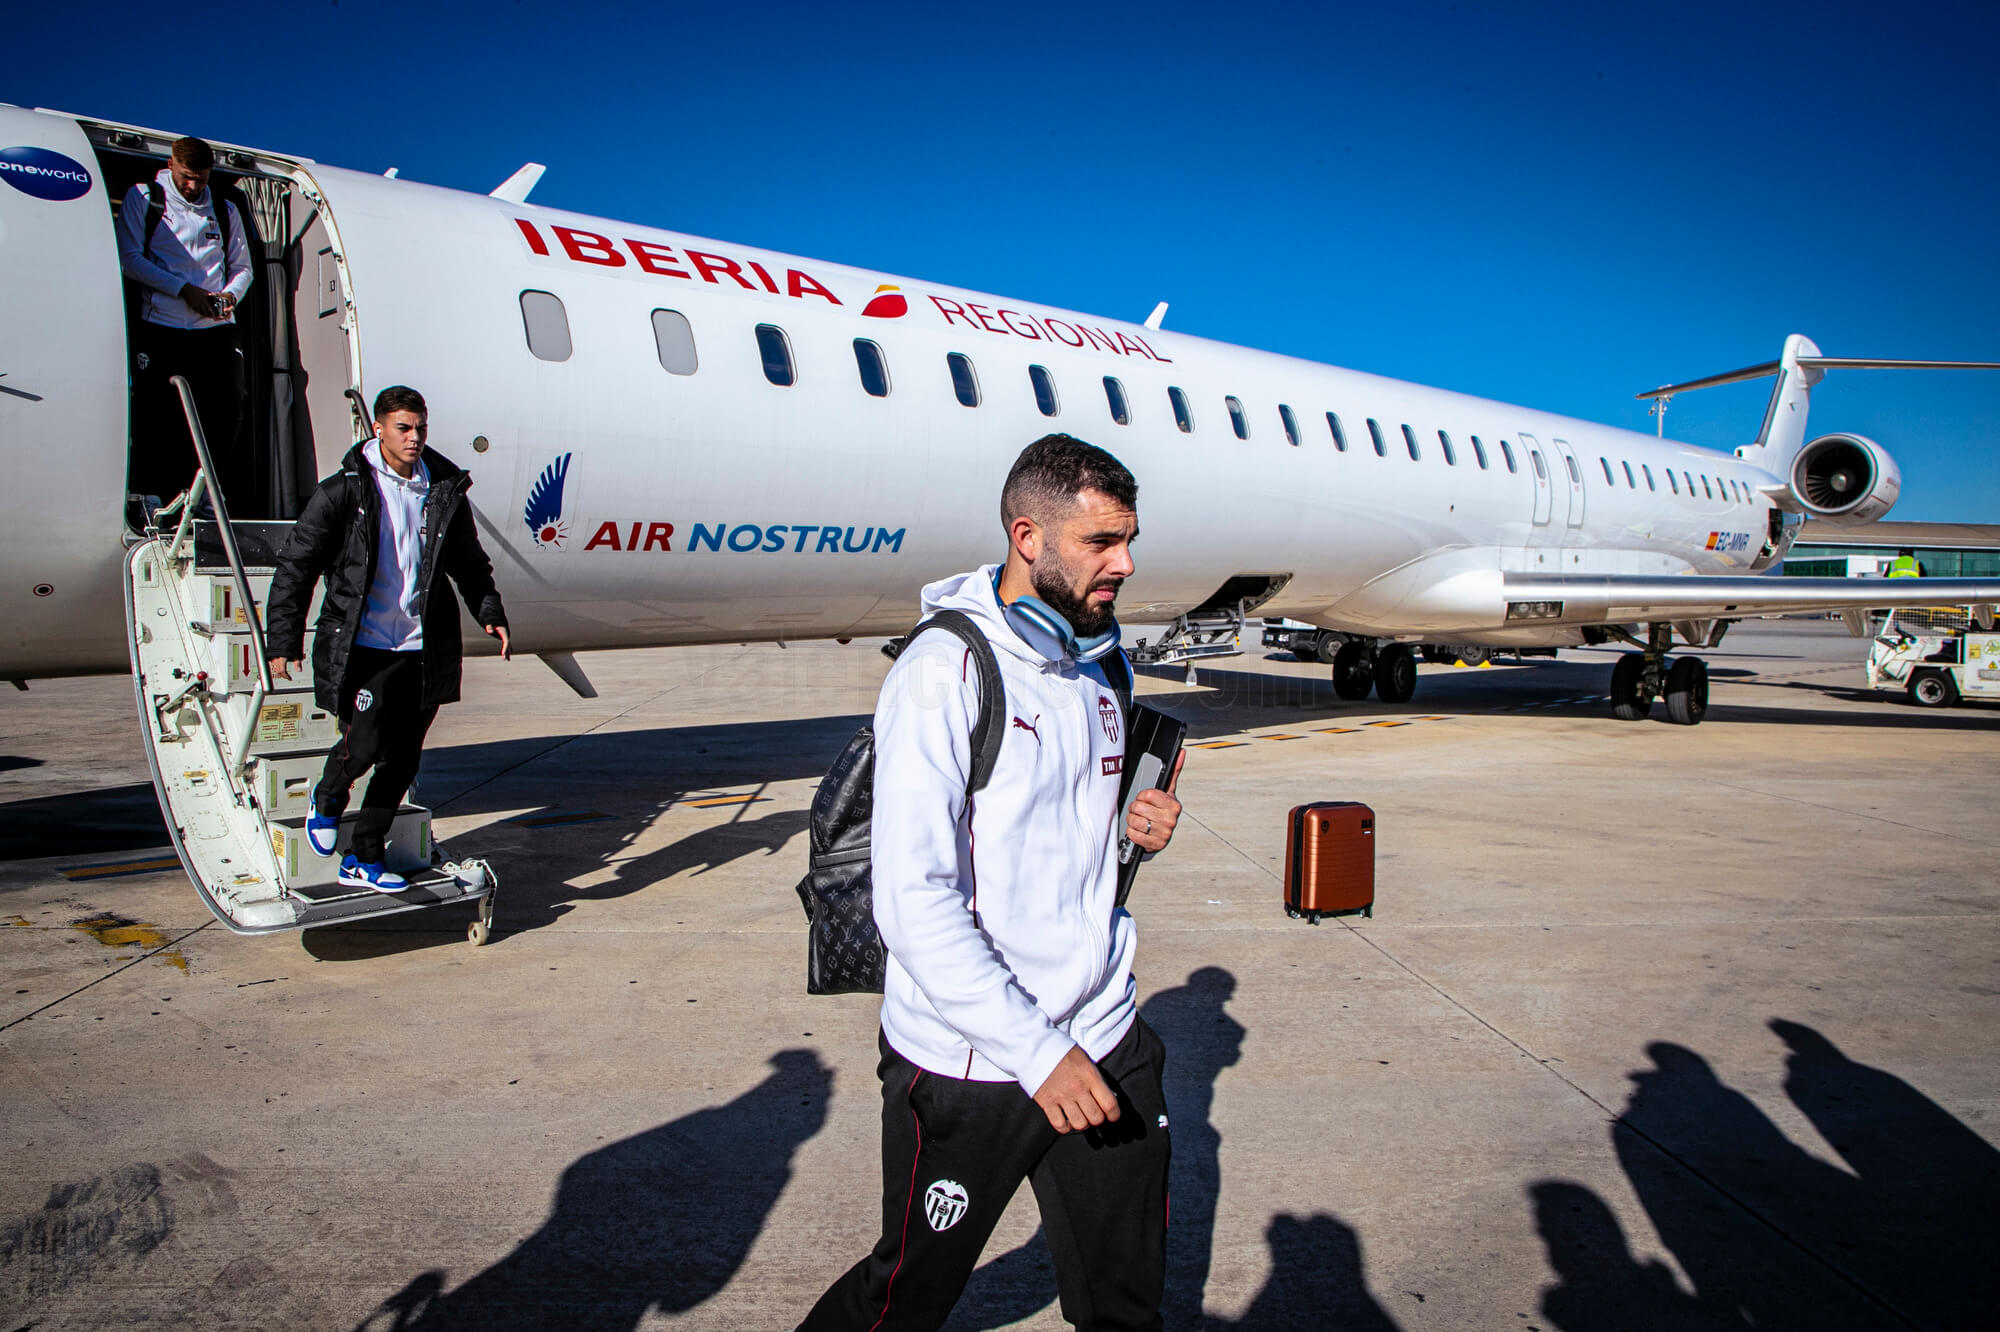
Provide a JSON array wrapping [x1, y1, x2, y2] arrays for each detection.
[[1099, 647, 1134, 720], [907, 609, 1006, 797], [142, 180, 166, 261]]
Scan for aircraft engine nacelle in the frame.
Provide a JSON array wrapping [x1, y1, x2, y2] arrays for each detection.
[[1788, 432, 1900, 526]]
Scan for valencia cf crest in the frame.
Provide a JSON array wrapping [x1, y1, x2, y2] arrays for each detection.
[[924, 1179, 969, 1232], [1099, 695, 1120, 742]]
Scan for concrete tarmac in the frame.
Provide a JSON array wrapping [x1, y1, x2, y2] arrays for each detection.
[[2, 620, 1996, 1330]]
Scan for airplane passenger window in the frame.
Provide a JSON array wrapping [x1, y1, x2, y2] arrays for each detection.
[[1326, 412, 1348, 452], [1701, 475, 1713, 499], [1031, 365, 1060, 417], [1531, 450, 1547, 479], [1279, 404, 1301, 447], [1623, 460, 1636, 488], [1600, 457, 1615, 485], [1499, 439, 1517, 472], [853, 338, 891, 397], [1227, 396, 1250, 440], [1438, 430, 1457, 466], [1168, 386, 1194, 432], [1565, 456, 1581, 485], [1367, 419, 1387, 456], [1104, 376, 1131, 425], [1470, 435, 1489, 469], [948, 352, 981, 407], [651, 309, 697, 375], [520, 290, 572, 362], [1668, 471, 1679, 494], [1643, 464, 1656, 491], [1401, 425, 1421, 460], [756, 324, 795, 386]]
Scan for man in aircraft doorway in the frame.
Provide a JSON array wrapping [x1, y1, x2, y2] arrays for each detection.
[[800, 434, 1187, 1332], [264, 387, 510, 892], [115, 136, 253, 514]]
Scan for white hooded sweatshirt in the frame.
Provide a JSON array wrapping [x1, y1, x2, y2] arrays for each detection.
[[872, 565, 1137, 1095]]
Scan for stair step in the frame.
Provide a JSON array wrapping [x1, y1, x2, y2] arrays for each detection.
[[269, 805, 433, 888]]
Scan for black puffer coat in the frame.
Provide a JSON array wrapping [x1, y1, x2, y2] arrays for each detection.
[[266, 443, 508, 715]]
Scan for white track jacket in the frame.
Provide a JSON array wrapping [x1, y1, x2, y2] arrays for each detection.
[[872, 566, 1137, 1095]]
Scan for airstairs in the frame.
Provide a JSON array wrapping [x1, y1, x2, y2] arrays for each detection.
[[123, 379, 497, 942]]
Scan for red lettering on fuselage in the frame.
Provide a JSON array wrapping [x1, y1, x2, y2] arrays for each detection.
[[787, 269, 841, 304], [555, 226, 625, 267], [583, 521, 622, 552], [643, 522, 675, 552], [626, 238, 692, 278], [930, 295, 973, 327], [687, 250, 754, 289], [515, 218, 550, 255]]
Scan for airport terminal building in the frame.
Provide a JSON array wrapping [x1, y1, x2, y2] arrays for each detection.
[[1784, 520, 2000, 579]]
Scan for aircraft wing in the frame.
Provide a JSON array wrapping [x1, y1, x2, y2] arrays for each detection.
[[1499, 573, 2000, 625]]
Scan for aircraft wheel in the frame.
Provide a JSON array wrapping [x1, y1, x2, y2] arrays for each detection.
[[1374, 644, 1418, 704], [468, 918, 491, 946], [1455, 645, 1490, 667], [1909, 672, 1959, 708], [1332, 643, 1374, 700], [1610, 653, 1651, 720], [1664, 656, 1709, 726], [1316, 635, 1342, 666]]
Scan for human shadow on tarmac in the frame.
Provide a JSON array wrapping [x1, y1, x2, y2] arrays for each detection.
[[1533, 1021, 2000, 1331], [353, 1048, 830, 1331], [946, 967, 1400, 1330]]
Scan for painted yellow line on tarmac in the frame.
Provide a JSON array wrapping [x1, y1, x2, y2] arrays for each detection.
[[1260, 734, 1307, 741], [60, 857, 181, 881], [1189, 741, 1248, 750], [684, 794, 770, 808], [1363, 721, 1410, 728], [1313, 727, 1362, 734]]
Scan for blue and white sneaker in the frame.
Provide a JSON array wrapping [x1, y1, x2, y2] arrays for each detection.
[[306, 784, 340, 857], [338, 855, 408, 894]]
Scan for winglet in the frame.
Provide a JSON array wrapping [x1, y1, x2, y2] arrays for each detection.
[[490, 163, 546, 204], [1144, 302, 1168, 331]]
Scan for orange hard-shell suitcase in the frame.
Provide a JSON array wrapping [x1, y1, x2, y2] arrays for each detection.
[[1283, 801, 1375, 923]]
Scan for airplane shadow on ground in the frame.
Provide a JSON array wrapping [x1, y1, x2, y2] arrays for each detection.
[[946, 967, 1400, 1331], [1534, 1020, 2000, 1331], [352, 1048, 830, 1332], [1136, 662, 2000, 736], [300, 716, 862, 959]]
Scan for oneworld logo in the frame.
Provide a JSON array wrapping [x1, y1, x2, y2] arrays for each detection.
[[525, 453, 573, 549], [0, 146, 93, 202]]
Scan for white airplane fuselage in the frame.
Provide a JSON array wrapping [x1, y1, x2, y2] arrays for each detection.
[[0, 106, 1840, 684]]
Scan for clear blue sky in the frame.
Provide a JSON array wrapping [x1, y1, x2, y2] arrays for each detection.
[[11, 0, 1997, 519]]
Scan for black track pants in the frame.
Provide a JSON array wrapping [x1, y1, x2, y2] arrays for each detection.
[[131, 321, 246, 508], [801, 1018, 1170, 1332], [316, 646, 435, 863]]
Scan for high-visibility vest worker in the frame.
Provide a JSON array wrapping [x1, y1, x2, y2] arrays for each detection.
[[1888, 551, 1922, 578]]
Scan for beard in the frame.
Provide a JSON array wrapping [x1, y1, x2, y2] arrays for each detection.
[[1032, 553, 1120, 638]]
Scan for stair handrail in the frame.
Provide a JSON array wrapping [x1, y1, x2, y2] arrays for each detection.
[[169, 375, 273, 784]]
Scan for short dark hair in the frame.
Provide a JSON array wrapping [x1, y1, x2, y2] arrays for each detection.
[[169, 137, 214, 172], [373, 385, 427, 421], [1001, 434, 1137, 528]]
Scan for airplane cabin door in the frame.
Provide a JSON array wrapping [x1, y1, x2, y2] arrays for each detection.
[[0, 109, 130, 676], [1521, 432, 1553, 526], [1550, 437, 1585, 528]]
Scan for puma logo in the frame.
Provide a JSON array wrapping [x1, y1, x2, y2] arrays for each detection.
[[1011, 715, 1042, 746]]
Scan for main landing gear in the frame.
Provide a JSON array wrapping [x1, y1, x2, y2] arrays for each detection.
[[1327, 640, 1419, 704], [1608, 624, 1710, 726]]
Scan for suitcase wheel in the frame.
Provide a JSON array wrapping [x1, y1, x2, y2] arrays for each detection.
[[1308, 911, 1321, 926], [1285, 904, 1302, 920]]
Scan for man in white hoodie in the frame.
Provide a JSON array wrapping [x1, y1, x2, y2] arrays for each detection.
[[116, 137, 254, 510], [802, 435, 1185, 1331]]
